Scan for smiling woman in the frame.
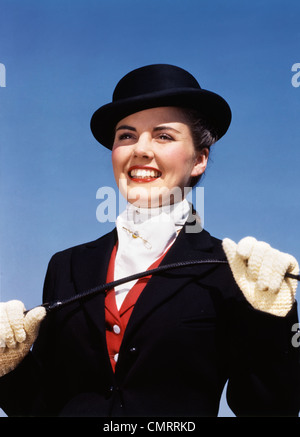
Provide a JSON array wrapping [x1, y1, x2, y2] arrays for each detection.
[[111, 106, 209, 208], [0, 64, 299, 418]]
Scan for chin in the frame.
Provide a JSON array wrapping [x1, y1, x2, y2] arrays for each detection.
[[128, 197, 160, 209]]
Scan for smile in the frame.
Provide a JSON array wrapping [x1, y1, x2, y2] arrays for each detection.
[[128, 166, 162, 181]]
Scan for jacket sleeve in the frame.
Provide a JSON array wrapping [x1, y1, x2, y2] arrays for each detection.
[[0, 257, 57, 416], [225, 299, 300, 416]]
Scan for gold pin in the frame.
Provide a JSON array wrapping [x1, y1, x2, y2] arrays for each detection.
[[122, 227, 152, 249]]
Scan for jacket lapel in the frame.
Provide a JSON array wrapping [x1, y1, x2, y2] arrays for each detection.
[[70, 228, 117, 334], [120, 222, 224, 347]]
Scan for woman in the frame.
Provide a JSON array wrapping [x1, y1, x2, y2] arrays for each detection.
[[0, 64, 299, 417]]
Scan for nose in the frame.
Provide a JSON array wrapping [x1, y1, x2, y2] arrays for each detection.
[[133, 133, 154, 159]]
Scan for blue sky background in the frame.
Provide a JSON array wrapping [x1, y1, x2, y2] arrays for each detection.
[[1, 0, 300, 417]]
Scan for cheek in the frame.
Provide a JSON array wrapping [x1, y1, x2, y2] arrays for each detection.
[[111, 150, 127, 197], [111, 148, 126, 175], [111, 150, 125, 188], [111, 148, 119, 167], [163, 148, 194, 174]]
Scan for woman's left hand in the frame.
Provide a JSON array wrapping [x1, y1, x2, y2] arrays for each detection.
[[222, 236, 299, 316]]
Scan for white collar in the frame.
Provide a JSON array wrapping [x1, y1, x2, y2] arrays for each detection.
[[119, 198, 190, 226], [113, 199, 190, 309]]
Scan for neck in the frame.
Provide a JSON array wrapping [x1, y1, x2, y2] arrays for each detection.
[[124, 198, 190, 225]]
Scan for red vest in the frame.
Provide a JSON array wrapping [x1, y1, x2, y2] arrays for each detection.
[[105, 243, 168, 372]]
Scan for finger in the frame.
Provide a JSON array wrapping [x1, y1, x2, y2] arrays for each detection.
[[0, 310, 6, 348], [24, 306, 46, 338], [286, 255, 299, 275], [222, 238, 237, 264], [0, 304, 9, 349], [256, 249, 288, 292], [285, 256, 300, 295], [5, 300, 26, 346], [222, 238, 248, 277], [271, 252, 293, 292], [247, 241, 271, 281], [236, 237, 257, 260], [267, 253, 299, 293]]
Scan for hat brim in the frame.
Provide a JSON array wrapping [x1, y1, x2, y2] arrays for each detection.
[[90, 88, 231, 149]]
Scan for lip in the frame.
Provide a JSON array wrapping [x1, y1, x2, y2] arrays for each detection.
[[128, 165, 162, 183]]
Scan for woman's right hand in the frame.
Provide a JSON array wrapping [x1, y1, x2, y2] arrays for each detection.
[[0, 300, 46, 377]]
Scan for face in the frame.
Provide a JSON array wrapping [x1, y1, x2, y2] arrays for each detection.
[[111, 107, 208, 208]]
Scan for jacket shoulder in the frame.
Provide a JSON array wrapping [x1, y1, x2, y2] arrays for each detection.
[[49, 229, 116, 264]]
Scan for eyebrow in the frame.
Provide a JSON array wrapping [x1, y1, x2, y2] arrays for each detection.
[[115, 125, 181, 133], [153, 126, 181, 134], [115, 125, 136, 132]]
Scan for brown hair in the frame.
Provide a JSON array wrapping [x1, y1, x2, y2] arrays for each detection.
[[180, 108, 218, 188]]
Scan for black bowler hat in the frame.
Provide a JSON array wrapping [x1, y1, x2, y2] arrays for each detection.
[[90, 64, 231, 149]]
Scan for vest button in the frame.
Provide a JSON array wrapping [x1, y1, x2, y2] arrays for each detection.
[[113, 324, 121, 334], [114, 353, 119, 362], [105, 385, 114, 399]]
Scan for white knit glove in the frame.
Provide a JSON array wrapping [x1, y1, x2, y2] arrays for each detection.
[[0, 300, 46, 377], [222, 237, 299, 317]]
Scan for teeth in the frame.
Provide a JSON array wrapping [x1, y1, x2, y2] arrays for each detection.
[[130, 169, 161, 178]]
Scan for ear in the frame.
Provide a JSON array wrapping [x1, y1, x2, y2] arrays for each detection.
[[190, 148, 209, 177]]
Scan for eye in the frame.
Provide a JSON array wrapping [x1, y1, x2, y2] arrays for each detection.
[[119, 133, 133, 140], [157, 133, 174, 141], [114, 132, 136, 143]]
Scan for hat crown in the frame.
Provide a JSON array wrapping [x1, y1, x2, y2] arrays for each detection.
[[91, 63, 231, 149], [113, 64, 201, 102]]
